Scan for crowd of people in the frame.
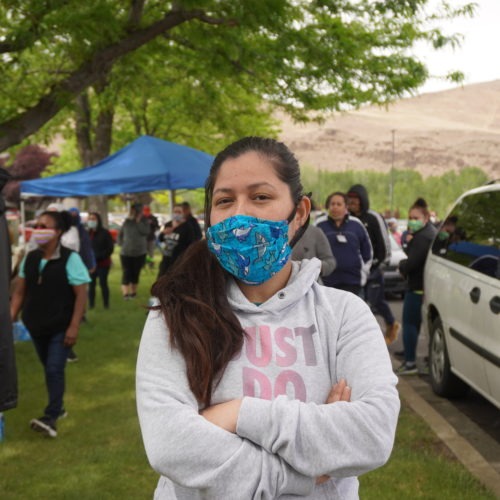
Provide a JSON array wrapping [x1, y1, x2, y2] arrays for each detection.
[[4, 135, 446, 498], [6, 199, 203, 438]]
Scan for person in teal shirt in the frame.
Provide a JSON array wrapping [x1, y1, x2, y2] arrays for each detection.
[[10, 210, 90, 438]]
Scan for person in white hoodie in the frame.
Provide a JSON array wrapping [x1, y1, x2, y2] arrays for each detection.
[[136, 137, 400, 499]]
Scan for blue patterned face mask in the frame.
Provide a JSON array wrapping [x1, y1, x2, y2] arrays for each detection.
[[206, 215, 292, 285]]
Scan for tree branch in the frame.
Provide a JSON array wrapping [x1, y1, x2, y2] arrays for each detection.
[[0, 8, 225, 151], [127, 0, 145, 30], [0, 0, 71, 54], [75, 91, 93, 166], [166, 34, 254, 77]]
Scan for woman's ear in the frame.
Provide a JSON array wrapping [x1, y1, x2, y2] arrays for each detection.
[[294, 195, 311, 228]]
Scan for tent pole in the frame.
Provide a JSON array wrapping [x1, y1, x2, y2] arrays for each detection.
[[169, 190, 176, 216], [20, 198, 26, 245]]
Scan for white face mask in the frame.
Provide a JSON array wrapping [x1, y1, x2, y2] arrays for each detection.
[[32, 228, 56, 246], [87, 220, 97, 229]]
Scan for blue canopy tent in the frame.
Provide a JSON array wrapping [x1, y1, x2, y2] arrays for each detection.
[[19, 135, 214, 240], [20, 135, 214, 197]]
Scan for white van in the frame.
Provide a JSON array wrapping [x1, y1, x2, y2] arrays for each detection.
[[423, 182, 500, 408]]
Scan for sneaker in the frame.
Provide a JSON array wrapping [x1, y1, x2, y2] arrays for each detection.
[[30, 416, 57, 438], [67, 349, 78, 363], [385, 321, 400, 345], [418, 364, 430, 376], [395, 362, 418, 375], [58, 409, 68, 419]]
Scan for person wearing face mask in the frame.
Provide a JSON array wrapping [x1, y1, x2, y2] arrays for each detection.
[[10, 211, 91, 438], [396, 198, 437, 375], [136, 137, 399, 499], [118, 203, 150, 300], [156, 203, 197, 278], [87, 212, 114, 309], [317, 191, 373, 296]]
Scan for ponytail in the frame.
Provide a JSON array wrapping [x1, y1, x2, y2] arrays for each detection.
[[410, 197, 430, 218], [151, 240, 244, 407]]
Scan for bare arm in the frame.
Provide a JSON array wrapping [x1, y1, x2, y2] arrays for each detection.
[[10, 276, 26, 321], [64, 284, 87, 347]]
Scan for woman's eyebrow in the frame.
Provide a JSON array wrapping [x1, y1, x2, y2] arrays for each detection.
[[247, 182, 277, 191], [212, 187, 233, 196], [213, 182, 277, 195]]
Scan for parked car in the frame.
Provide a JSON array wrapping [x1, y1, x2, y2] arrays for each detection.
[[383, 233, 407, 299], [423, 182, 500, 408]]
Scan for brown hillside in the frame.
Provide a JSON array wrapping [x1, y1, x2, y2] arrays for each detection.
[[278, 80, 500, 178]]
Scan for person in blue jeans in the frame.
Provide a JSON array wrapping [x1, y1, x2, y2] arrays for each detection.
[[397, 198, 437, 375], [10, 210, 90, 437]]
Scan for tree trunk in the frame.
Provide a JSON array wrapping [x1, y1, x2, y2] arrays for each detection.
[[74, 81, 115, 227]]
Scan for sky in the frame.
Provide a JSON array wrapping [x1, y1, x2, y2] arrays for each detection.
[[414, 0, 500, 94]]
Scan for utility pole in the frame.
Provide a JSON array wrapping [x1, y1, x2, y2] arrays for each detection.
[[390, 129, 396, 215]]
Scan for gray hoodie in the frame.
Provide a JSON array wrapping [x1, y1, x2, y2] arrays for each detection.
[[136, 258, 400, 499]]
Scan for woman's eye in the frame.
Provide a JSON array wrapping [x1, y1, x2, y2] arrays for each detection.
[[254, 194, 270, 201], [215, 198, 232, 206]]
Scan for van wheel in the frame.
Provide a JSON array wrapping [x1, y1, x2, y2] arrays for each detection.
[[429, 317, 469, 398]]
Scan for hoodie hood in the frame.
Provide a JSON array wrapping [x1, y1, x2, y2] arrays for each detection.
[[68, 207, 81, 226], [347, 184, 369, 214], [227, 258, 321, 315]]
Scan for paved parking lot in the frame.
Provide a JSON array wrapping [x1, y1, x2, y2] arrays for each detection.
[[378, 298, 500, 495]]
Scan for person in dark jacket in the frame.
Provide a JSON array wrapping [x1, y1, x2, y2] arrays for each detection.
[[157, 204, 197, 278], [181, 201, 203, 241], [0, 167, 17, 416], [317, 192, 372, 295], [396, 198, 437, 375], [143, 205, 160, 269], [66, 207, 95, 362], [87, 212, 114, 309], [68, 207, 96, 273], [347, 184, 400, 345], [10, 210, 90, 437]]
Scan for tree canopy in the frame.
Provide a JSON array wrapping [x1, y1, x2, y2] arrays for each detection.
[[0, 0, 475, 153]]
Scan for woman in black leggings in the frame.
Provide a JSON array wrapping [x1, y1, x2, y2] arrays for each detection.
[[87, 212, 114, 309], [118, 204, 149, 299]]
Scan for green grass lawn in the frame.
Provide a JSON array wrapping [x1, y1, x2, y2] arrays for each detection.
[[1, 255, 495, 499]]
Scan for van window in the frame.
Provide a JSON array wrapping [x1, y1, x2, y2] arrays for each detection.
[[432, 190, 500, 279]]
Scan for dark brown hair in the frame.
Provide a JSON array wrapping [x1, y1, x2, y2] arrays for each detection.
[[39, 210, 71, 238], [325, 191, 347, 209], [88, 211, 104, 230], [410, 197, 430, 217], [152, 137, 308, 407]]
